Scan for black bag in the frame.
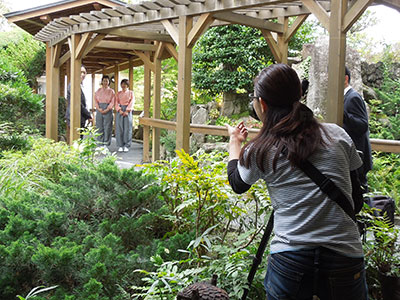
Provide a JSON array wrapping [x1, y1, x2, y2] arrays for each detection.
[[364, 195, 396, 226]]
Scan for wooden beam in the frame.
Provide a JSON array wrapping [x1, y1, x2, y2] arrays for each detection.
[[343, 0, 374, 33], [285, 14, 309, 43], [165, 43, 178, 61], [213, 12, 284, 33], [102, 28, 174, 42], [82, 34, 106, 57], [91, 73, 96, 121], [69, 34, 82, 143], [176, 15, 193, 152], [301, 0, 330, 30], [371, 138, 400, 153], [134, 50, 155, 72], [138, 117, 260, 138], [326, 0, 348, 124], [142, 52, 151, 162], [95, 58, 143, 74], [60, 66, 65, 98], [114, 64, 119, 95], [129, 59, 134, 90], [261, 29, 281, 63], [277, 16, 289, 64], [45, 43, 57, 141], [51, 43, 62, 68], [154, 42, 165, 60], [152, 52, 162, 161], [97, 40, 157, 52], [76, 32, 93, 59], [58, 51, 71, 67], [187, 13, 214, 48], [161, 19, 179, 45]]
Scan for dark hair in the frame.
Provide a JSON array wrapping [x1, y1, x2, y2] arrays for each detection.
[[345, 66, 351, 83], [240, 64, 328, 171], [301, 79, 309, 97], [120, 79, 129, 87], [101, 75, 110, 82]]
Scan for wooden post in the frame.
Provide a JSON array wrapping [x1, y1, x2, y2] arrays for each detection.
[[129, 59, 134, 90], [326, 0, 348, 125], [91, 73, 96, 126], [176, 16, 193, 152], [45, 43, 60, 141], [152, 48, 162, 161], [66, 59, 71, 86], [277, 16, 289, 64], [142, 59, 151, 162], [69, 34, 82, 143], [60, 66, 65, 98], [114, 65, 119, 94]]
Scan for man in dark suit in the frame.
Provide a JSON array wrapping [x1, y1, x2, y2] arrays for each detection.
[[65, 66, 93, 139], [343, 66, 372, 192]]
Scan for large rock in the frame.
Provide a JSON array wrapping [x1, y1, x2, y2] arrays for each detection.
[[361, 61, 384, 88], [191, 106, 208, 144], [306, 37, 363, 119], [221, 92, 248, 116], [201, 142, 228, 153]]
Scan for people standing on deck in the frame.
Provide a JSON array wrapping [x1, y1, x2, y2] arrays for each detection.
[[115, 79, 135, 152], [343, 66, 372, 193], [95, 75, 115, 146], [65, 65, 93, 141]]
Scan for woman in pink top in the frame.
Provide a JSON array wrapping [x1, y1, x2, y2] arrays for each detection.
[[95, 75, 115, 146], [115, 79, 135, 152]]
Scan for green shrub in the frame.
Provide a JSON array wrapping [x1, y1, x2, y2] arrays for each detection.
[[0, 58, 44, 132], [0, 138, 190, 300]]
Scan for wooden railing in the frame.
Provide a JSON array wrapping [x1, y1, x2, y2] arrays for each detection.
[[139, 117, 400, 153]]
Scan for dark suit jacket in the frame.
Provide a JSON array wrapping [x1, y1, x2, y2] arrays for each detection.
[[343, 87, 373, 175], [65, 83, 92, 127]]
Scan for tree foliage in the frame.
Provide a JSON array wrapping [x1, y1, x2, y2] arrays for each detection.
[[192, 21, 316, 96], [0, 29, 46, 90]]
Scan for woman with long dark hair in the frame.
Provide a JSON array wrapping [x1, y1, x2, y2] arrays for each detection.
[[226, 64, 367, 300]]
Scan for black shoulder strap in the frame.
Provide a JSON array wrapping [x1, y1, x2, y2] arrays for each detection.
[[297, 160, 356, 222], [241, 211, 274, 300]]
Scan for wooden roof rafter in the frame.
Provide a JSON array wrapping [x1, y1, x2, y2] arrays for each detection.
[[37, 0, 325, 47]]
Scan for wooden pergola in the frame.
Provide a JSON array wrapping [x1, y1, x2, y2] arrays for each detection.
[[5, 0, 400, 161]]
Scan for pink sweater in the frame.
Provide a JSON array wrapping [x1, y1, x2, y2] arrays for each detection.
[[116, 90, 135, 112], [95, 87, 115, 111]]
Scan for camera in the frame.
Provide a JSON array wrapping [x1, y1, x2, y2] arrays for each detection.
[[249, 100, 260, 121]]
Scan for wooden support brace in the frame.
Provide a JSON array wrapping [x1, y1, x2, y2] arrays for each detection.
[[213, 12, 284, 33], [161, 19, 179, 45], [134, 50, 155, 72], [261, 29, 282, 63], [154, 41, 165, 60], [301, 0, 330, 30], [285, 14, 309, 43], [58, 51, 71, 67], [343, 0, 374, 33], [187, 13, 214, 48], [75, 32, 93, 59], [165, 43, 178, 61], [51, 43, 62, 68], [82, 34, 106, 58]]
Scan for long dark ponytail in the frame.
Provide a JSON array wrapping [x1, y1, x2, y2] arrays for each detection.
[[240, 64, 328, 172]]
